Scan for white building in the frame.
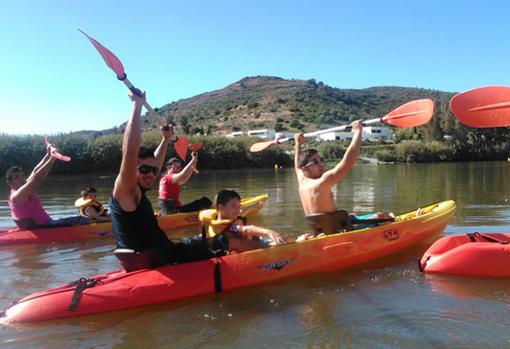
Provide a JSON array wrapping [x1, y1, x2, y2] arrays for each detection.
[[275, 131, 294, 140], [316, 126, 394, 142], [246, 129, 275, 139], [226, 131, 245, 137], [363, 126, 394, 142]]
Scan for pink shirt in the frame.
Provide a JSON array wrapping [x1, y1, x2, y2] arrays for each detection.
[[8, 189, 51, 225], [158, 172, 182, 206]]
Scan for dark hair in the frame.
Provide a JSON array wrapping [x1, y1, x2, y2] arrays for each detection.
[[298, 149, 319, 168], [5, 166, 23, 182], [165, 157, 181, 166], [215, 189, 241, 207], [81, 187, 97, 196], [138, 147, 155, 160]]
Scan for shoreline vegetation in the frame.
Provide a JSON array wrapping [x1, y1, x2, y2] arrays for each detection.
[[1, 132, 509, 176], [3, 77, 510, 174]]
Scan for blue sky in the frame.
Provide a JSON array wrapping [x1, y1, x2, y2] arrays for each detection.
[[1, 0, 510, 135]]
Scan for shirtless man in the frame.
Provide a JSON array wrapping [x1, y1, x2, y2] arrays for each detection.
[[294, 120, 364, 215], [294, 120, 392, 239]]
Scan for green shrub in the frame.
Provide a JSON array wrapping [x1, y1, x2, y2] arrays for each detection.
[[374, 149, 397, 162], [395, 141, 454, 162]]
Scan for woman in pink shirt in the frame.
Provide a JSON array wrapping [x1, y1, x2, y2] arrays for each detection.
[[158, 152, 212, 215], [6, 144, 89, 229]]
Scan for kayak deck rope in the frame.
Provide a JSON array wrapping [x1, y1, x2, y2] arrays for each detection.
[[417, 256, 429, 272], [68, 277, 102, 311], [468, 232, 509, 244], [214, 255, 222, 293]]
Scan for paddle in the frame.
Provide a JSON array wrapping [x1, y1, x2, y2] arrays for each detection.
[[449, 86, 510, 128], [78, 29, 188, 159], [175, 136, 188, 161], [249, 99, 435, 152], [188, 142, 204, 173], [44, 136, 71, 162], [188, 142, 204, 152]]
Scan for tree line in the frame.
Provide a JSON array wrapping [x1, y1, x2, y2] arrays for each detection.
[[1, 125, 510, 178], [0, 133, 291, 176]]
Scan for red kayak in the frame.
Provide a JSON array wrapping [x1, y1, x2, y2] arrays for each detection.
[[1, 200, 455, 323], [0, 195, 268, 246], [419, 232, 510, 277]]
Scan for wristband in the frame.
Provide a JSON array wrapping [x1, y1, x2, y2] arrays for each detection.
[[230, 224, 241, 235]]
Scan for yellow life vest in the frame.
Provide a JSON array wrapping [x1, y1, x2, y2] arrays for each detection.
[[199, 209, 245, 238], [74, 198, 106, 217]]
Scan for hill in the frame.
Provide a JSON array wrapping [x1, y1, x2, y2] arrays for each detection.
[[144, 76, 455, 137]]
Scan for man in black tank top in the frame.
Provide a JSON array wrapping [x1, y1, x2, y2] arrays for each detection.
[[110, 89, 214, 267]]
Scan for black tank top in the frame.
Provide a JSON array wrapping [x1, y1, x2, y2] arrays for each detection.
[[109, 191, 176, 259]]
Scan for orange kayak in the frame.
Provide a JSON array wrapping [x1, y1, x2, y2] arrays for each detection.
[[419, 232, 510, 277], [0, 195, 268, 246], [1, 200, 455, 323]]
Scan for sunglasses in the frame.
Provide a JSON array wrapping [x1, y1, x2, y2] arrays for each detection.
[[138, 165, 159, 175], [304, 157, 323, 168]]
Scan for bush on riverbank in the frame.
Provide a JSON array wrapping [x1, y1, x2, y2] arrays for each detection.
[[1, 131, 509, 176], [0, 133, 291, 175], [395, 141, 454, 162]]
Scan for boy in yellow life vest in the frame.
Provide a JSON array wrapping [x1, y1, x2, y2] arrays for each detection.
[[75, 187, 111, 222], [200, 189, 286, 253]]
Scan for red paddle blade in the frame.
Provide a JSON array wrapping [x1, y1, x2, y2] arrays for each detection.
[[78, 29, 126, 79], [51, 152, 71, 162], [44, 136, 71, 162], [449, 86, 510, 128], [382, 99, 435, 127], [188, 142, 203, 152], [175, 136, 188, 160], [249, 140, 277, 153]]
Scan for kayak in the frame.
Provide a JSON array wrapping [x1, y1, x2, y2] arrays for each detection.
[[1, 200, 455, 323], [0, 195, 268, 246], [419, 232, 510, 277]]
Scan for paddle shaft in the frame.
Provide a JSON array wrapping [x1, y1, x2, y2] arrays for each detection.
[[275, 117, 382, 144], [121, 78, 166, 128]]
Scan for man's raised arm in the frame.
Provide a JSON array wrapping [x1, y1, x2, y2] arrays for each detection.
[[113, 91, 146, 200], [322, 120, 363, 187]]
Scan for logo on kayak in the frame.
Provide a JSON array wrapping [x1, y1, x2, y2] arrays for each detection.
[[382, 230, 400, 241], [259, 258, 294, 271]]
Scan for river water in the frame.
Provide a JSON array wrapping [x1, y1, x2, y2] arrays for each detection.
[[0, 162, 509, 348]]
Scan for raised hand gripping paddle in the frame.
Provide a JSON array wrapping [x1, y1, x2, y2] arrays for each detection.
[[449, 86, 510, 128], [79, 29, 188, 159], [188, 142, 204, 173], [250, 99, 434, 152], [44, 136, 71, 162]]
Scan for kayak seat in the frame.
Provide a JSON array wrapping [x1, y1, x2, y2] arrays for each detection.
[[305, 210, 353, 235], [114, 248, 169, 272]]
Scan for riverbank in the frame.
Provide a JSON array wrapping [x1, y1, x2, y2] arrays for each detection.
[[1, 133, 509, 175]]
